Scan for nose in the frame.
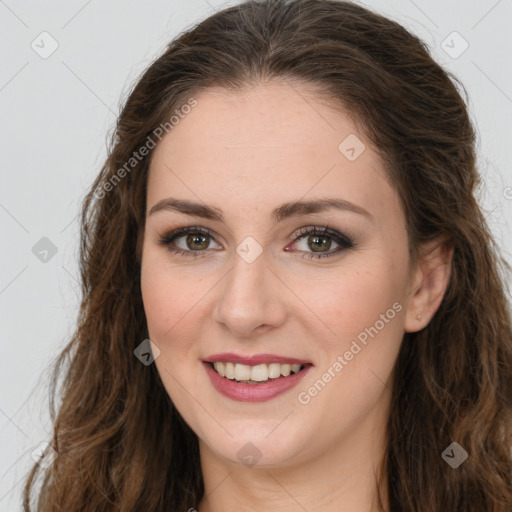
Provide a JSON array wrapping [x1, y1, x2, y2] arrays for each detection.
[[213, 247, 287, 338]]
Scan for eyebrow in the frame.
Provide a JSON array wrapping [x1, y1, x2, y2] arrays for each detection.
[[148, 196, 372, 223]]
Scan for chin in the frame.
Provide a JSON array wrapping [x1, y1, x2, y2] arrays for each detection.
[[199, 419, 314, 469]]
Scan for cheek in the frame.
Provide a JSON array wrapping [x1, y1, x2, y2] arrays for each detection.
[[295, 256, 407, 410], [141, 246, 203, 333], [140, 248, 221, 410], [141, 263, 173, 341], [293, 261, 407, 417], [140, 252, 206, 409], [295, 262, 404, 344]]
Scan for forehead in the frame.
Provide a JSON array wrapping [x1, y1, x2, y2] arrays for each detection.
[[157, 82, 364, 162], [147, 82, 399, 224]]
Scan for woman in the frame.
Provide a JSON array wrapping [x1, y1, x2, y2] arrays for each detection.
[[23, 0, 512, 510]]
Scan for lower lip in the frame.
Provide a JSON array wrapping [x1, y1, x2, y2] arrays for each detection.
[[203, 362, 313, 402]]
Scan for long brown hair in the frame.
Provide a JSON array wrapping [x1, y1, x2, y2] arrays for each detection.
[[23, 0, 512, 510]]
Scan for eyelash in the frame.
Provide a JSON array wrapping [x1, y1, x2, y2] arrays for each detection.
[[157, 224, 355, 260]]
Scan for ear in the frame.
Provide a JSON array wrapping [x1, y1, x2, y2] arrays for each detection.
[[404, 237, 453, 333]]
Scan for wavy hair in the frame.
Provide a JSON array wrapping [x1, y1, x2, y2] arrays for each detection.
[[23, 0, 512, 510]]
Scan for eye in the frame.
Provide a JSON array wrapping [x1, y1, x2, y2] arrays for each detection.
[[158, 226, 221, 259], [158, 224, 355, 260], [286, 225, 355, 260]]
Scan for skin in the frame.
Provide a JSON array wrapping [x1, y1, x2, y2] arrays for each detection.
[[140, 81, 452, 512]]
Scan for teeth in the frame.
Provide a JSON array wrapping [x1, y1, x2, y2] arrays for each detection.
[[280, 363, 291, 377], [268, 363, 281, 378], [214, 361, 226, 377], [250, 364, 268, 382], [234, 363, 251, 381], [225, 362, 235, 379], [212, 362, 304, 382]]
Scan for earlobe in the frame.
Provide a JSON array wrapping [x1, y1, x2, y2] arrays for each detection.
[[404, 239, 453, 333]]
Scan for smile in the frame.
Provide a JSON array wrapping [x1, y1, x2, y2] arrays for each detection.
[[209, 361, 304, 383], [203, 357, 313, 402]]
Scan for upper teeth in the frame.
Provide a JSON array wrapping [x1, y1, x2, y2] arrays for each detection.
[[212, 362, 303, 381]]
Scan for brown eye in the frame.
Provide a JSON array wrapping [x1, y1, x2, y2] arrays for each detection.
[[158, 226, 222, 259], [288, 226, 355, 260], [185, 233, 210, 251], [308, 234, 333, 252]]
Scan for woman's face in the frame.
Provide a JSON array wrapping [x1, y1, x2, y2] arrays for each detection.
[[141, 82, 417, 469]]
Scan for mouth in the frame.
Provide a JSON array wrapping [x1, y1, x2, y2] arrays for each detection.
[[202, 357, 314, 402], [206, 361, 310, 384]]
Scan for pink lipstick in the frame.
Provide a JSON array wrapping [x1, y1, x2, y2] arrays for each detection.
[[203, 353, 313, 402]]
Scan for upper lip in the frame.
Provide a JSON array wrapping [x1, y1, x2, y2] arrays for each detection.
[[204, 352, 313, 366]]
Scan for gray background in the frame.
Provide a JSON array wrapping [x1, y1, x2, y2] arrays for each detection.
[[1, 0, 511, 509]]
